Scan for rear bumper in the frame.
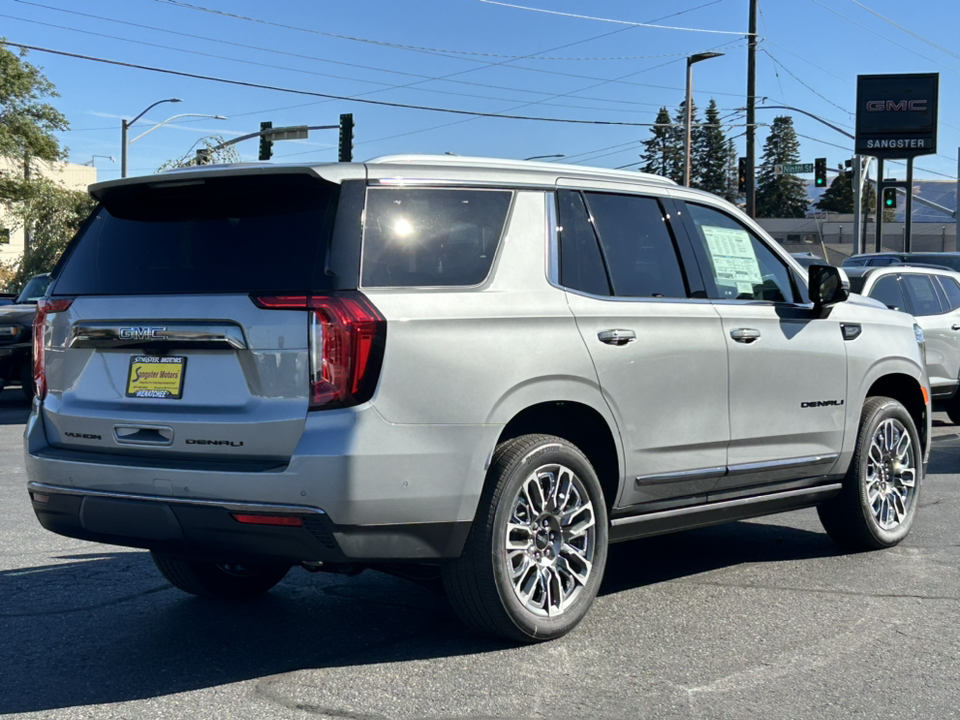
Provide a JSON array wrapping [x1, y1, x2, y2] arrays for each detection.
[[24, 403, 501, 563], [28, 482, 471, 564]]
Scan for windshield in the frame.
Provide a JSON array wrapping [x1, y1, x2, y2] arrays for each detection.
[[16, 274, 51, 304]]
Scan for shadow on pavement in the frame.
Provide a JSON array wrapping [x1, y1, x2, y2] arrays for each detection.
[[0, 520, 837, 714], [0, 390, 31, 425]]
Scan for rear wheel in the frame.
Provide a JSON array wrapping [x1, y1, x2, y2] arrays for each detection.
[[151, 552, 290, 599], [818, 396, 921, 550], [443, 434, 608, 642]]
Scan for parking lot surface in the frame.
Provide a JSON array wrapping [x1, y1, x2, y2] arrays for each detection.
[[2, 391, 959, 719]]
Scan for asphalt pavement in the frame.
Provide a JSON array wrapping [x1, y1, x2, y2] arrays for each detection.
[[2, 390, 959, 719]]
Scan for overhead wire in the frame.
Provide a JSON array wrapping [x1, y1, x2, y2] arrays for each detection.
[[1, 41, 729, 129], [846, 0, 960, 63], [13, 1, 690, 112]]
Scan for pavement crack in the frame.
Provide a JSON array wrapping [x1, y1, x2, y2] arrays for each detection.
[[686, 579, 960, 603]]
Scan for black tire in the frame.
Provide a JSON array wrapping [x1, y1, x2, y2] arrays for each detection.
[[20, 361, 34, 400], [442, 434, 608, 643], [945, 392, 960, 425], [151, 552, 290, 599], [818, 396, 921, 551]]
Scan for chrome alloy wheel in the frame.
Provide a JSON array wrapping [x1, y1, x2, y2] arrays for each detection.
[[504, 463, 596, 617], [866, 418, 917, 531]]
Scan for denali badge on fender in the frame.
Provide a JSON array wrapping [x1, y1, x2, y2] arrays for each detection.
[[801, 400, 845, 408]]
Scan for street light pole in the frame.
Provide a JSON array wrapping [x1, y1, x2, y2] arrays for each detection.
[[121, 98, 181, 178], [684, 52, 723, 187]]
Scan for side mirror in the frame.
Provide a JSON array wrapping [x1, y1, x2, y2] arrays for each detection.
[[809, 264, 849, 313]]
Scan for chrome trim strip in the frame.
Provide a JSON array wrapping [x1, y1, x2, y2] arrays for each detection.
[[726, 453, 839, 477], [635, 466, 725, 486], [611, 483, 843, 527], [68, 324, 248, 350], [370, 178, 554, 190], [27, 482, 326, 515]]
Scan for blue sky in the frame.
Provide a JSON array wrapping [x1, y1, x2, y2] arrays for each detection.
[[3, 0, 958, 184]]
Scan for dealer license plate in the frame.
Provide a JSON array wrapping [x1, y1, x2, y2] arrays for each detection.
[[126, 355, 186, 399]]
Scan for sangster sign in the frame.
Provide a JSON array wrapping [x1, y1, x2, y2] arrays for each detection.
[[855, 73, 938, 158]]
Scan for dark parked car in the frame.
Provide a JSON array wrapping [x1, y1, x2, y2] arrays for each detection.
[[0, 273, 51, 397], [843, 252, 960, 272]]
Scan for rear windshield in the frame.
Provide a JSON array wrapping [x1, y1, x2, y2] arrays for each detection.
[[908, 254, 960, 272], [53, 174, 339, 296]]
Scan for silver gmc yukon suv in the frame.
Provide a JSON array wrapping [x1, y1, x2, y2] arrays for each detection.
[[25, 156, 931, 642]]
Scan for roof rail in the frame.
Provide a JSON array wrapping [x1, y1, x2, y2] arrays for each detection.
[[366, 154, 676, 185]]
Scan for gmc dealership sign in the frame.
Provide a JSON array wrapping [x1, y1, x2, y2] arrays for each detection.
[[856, 73, 939, 158]]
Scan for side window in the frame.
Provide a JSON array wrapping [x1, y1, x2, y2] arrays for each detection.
[[868, 275, 907, 312], [361, 187, 511, 288], [938, 276, 960, 311], [901, 274, 944, 316], [684, 203, 799, 303], [582, 192, 688, 298], [556, 190, 611, 296]]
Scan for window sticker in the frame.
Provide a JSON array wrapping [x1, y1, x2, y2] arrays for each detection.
[[700, 225, 763, 288]]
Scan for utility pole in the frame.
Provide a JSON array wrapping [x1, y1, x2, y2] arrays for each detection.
[[23, 155, 31, 260], [745, 0, 758, 218]]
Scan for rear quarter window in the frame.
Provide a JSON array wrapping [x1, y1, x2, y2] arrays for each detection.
[[361, 187, 511, 288]]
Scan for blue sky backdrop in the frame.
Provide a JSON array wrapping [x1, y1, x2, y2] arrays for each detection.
[[3, 0, 958, 183]]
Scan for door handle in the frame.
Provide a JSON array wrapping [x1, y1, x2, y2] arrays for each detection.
[[730, 328, 761, 344], [952, 324, 960, 331], [598, 329, 636, 346]]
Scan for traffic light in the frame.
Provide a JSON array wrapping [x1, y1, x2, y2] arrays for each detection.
[[814, 157, 827, 187], [883, 187, 898, 210], [338, 113, 354, 163], [259, 121, 273, 161], [738, 156, 747, 193]]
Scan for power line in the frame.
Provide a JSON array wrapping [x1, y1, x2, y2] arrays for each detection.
[[0, 40, 709, 128], [846, 0, 960, 63], [12, 1, 686, 112], [761, 49, 852, 116], [149, 0, 749, 98], [795, 132, 957, 180], [478, 0, 753, 36]]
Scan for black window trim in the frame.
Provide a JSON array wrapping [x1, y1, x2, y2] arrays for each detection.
[[549, 189, 707, 302]]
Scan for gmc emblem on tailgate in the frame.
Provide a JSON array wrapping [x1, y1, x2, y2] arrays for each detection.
[[119, 327, 167, 340]]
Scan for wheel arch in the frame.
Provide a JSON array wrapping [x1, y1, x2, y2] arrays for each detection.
[[495, 400, 622, 511], [865, 372, 929, 452]]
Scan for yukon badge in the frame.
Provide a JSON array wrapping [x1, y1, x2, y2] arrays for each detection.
[[801, 399, 845, 408], [119, 327, 167, 340]]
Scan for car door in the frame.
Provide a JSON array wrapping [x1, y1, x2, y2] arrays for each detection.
[[554, 189, 729, 508], [674, 200, 848, 491], [900, 272, 959, 396]]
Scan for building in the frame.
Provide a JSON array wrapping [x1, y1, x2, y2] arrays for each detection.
[[0, 158, 97, 267]]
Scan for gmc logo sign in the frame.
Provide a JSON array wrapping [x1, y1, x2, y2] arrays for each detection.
[[866, 100, 928, 112], [119, 327, 166, 340]]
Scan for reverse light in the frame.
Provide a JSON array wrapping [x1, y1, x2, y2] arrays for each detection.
[[252, 292, 386, 410], [33, 296, 74, 400]]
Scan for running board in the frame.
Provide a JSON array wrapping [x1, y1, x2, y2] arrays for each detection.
[[608, 483, 843, 543]]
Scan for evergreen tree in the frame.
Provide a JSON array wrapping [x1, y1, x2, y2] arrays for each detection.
[[814, 164, 878, 215], [638, 107, 678, 179], [692, 99, 727, 196], [669, 100, 697, 185], [723, 138, 741, 204], [755, 116, 809, 218]]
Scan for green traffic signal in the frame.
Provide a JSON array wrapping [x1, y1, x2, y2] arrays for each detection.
[[883, 187, 897, 209], [814, 157, 827, 187]]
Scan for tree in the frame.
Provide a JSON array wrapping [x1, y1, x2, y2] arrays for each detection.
[[157, 135, 242, 173], [692, 99, 728, 196], [723, 138, 741, 205], [755, 115, 808, 218], [638, 107, 678, 179], [0, 41, 68, 202], [813, 164, 890, 219], [669, 100, 697, 185], [2, 178, 95, 289]]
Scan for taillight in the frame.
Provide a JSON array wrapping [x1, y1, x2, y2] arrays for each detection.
[[253, 292, 386, 410], [33, 296, 74, 400]]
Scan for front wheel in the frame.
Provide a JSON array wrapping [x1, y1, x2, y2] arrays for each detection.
[[151, 552, 290, 599], [818, 396, 921, 550], [443, 434, 608, 643]]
